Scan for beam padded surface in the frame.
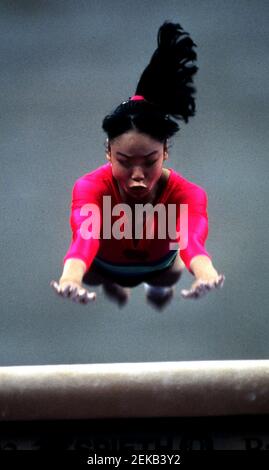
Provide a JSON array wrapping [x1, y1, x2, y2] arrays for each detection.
[[0, 360, 269, 421]]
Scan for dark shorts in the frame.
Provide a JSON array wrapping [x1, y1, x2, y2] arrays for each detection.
[[83, 250, 182, 288]]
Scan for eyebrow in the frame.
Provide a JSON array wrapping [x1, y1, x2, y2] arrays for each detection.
[[116, 150, 158, 158]]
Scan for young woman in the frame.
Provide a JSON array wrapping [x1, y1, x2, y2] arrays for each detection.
[[50, 21, 225, 309]]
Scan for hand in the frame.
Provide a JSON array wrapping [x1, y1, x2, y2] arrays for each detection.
[[50, 279, 96, 304], [181, 273, 225, 300]]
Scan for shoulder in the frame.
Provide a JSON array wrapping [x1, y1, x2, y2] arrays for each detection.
[[72, 163, 112, 198], [169, 168, 208, 204]]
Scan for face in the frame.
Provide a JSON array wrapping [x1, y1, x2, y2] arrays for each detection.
[[106, 130, 168, 201]]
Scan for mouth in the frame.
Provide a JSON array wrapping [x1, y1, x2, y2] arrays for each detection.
[[129, 185, 147, 192], [128, 187, 148, 197]]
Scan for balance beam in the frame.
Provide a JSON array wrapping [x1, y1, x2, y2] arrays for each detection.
[[0, 360, 268, 421]]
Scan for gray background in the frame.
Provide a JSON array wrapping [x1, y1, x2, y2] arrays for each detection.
[[1, 0, 268, 365]]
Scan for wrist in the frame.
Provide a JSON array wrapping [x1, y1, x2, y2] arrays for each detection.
[[59, 277, 82, 285], [60, 258, 87, 285], [190, 255, 217, 279]]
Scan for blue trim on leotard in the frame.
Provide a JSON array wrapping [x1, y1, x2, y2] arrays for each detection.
[[94, 250, 179, 277]]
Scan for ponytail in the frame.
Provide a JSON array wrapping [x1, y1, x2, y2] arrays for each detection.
[[102, 21, 198, 142], [135, 21, 198, 122]]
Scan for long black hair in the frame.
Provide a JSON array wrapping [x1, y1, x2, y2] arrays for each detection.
[[102, 21, 198, 143]]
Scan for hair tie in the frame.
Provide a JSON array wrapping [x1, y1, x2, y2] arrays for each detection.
[[130, 95, 145, 101]]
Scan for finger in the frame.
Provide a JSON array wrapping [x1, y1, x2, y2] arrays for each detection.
[[70, 287, 79, 300], [50, 280, 62, 295], [79, 294, 89, 304], [52, 281, 65, 296], [193, 284, 209, 298], [86, 291, 96, 301], [80, 294, 92, 304], [72, 288, 88, 303], [78, 289, 92, 304], [66, 286, 96, 304], [197, 282, 211, 291], [181, 288, 197, 299], [61, 285, 72, 298], [73, 294, 83, 303], [190, 283, 210, 297], [181, 284, 209, 299], [205, 281, 216, 289], [74, 289, 96, 304], [181, 288, 189, 298], [70, 290, 83, 302], [215, 274, 225, 288]]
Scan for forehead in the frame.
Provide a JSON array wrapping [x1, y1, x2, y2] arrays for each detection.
[[111, 131, 162, 153]]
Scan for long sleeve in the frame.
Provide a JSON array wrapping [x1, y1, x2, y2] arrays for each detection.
[[179, 186, 212, 273], [63, 178, 102, 271]]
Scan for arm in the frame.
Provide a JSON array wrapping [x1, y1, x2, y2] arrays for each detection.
[[190, 254, 218, 280], [50, 178, 102, 304], [178, 185, 225, 299], [59, 258, 87, 285], [179, 185, 212, 272]]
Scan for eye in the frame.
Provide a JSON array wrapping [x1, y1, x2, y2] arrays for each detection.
[[118, 160, 130, 167], [144, 160, 157, 167]]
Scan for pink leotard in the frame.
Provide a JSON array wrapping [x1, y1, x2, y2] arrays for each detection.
[[63, 163, 211, 274]]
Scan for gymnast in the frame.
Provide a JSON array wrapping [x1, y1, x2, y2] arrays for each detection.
[[51, 21, 225, 309]]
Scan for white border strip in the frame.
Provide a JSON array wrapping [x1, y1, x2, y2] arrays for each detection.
[[0, 360, 269, 421]]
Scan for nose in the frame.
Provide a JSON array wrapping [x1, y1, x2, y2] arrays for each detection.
[[131, 166, 145, 182]]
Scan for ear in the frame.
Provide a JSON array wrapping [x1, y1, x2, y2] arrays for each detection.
[[105, 139, 111, 162], [163, 140, 169, 160]]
